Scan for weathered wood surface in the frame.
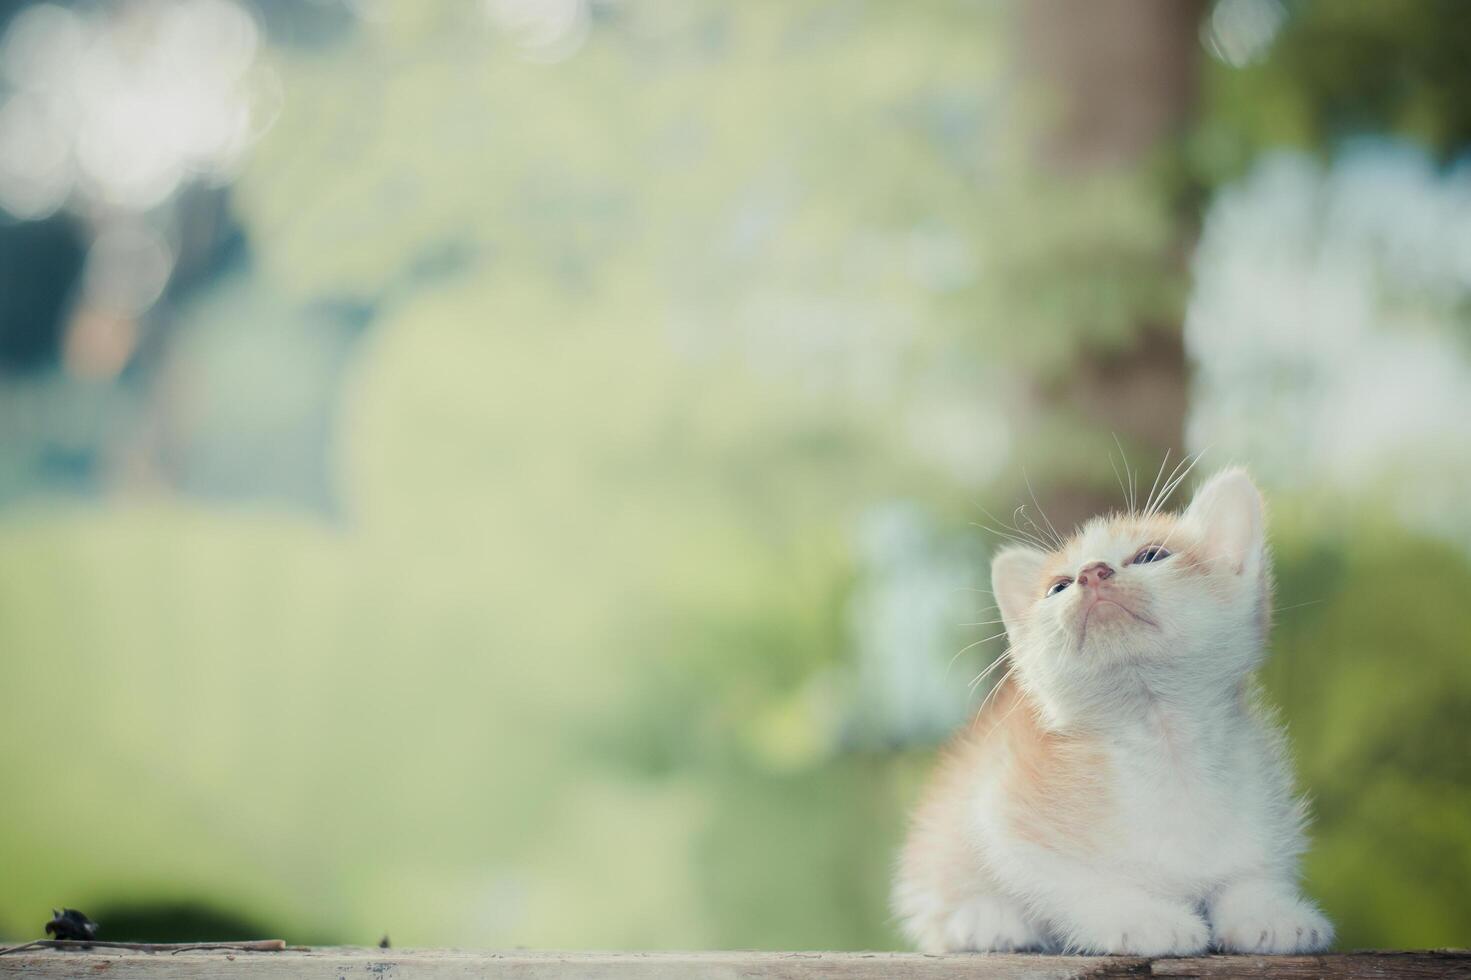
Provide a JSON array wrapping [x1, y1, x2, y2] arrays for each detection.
[[2, 949, 1468, 980]]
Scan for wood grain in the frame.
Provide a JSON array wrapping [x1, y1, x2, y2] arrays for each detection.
[[1, 948, 1467, 980]]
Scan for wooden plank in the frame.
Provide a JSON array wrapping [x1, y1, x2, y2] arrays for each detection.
[[0, 950, 1109, 980], [1149, 951, 1471, 979], [1, 949, 1467, 980]]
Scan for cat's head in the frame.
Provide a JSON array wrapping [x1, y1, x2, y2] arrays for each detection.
[[990, 468, 1271, 700]]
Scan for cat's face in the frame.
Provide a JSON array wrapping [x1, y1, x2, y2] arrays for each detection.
[[990, 469, 1270, 693]]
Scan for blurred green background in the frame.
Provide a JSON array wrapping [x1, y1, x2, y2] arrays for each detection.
[[1, 0, 1468, 951]]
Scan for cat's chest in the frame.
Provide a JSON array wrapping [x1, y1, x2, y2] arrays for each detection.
[[1100, 713, 1265, 885]]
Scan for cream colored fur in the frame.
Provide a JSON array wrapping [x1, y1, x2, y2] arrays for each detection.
[[893, 468, 1333, 956]]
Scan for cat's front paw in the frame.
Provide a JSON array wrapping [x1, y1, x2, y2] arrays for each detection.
[[1066, 898, 1210, 956], [935, 894, 1045, 953], [1210, 889, 1333, 954]]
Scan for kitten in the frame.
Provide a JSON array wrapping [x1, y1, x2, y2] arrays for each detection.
[[893, 468, 1333, 956]]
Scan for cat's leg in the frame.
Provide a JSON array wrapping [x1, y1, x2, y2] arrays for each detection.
[[894, 823, 1046, 952], [992, 846, 1209, 956], [895, 757, 1049, 952], [1207, 877, 1333, 953]]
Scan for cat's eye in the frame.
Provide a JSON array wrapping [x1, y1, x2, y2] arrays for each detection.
[[1045, 578, 1071, 597], [1130, 545, 1171, 565]]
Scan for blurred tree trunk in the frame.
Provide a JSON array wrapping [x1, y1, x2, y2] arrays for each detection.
[[1015, 0, 1205, 529]]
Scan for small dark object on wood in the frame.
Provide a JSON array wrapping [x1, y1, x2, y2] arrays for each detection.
[[378, 935, 391, 949], [44, 909, 96, 942]]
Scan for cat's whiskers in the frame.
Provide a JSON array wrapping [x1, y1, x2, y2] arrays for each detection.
[[966, 651, 1012, 694], [971, 517, 1050, 553], [1111, 435, 1139, 513], [979, 502, 1055, 550], [987, 678, 1038, 735], [1016, 507, 1060, 553], [970, 659, 1019, 729], [1274, 598, 1324, 614], [1004, 511, 1054, 551], [949, 630, 1011, 665], [1024, 470, 1066, 550], [1142, 449, 1171, 520], [1144, 450, 1205, 521]]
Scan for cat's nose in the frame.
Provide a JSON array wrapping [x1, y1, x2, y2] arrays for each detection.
[[1077, 561, 1114, 586]]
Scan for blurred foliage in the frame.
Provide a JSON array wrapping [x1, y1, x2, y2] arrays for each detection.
[[83, 901, 283, 945], [0, 0, 1468, 953], [1196, 0, 1471, 181], [1265, 513, 1471, 947]]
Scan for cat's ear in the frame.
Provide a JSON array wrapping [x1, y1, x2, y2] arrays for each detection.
[[991, 545, 1049, 636], [1185, 467, 1264, 574]]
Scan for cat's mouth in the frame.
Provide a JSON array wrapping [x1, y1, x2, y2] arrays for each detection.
[[1076, 595, 1157, 645]]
